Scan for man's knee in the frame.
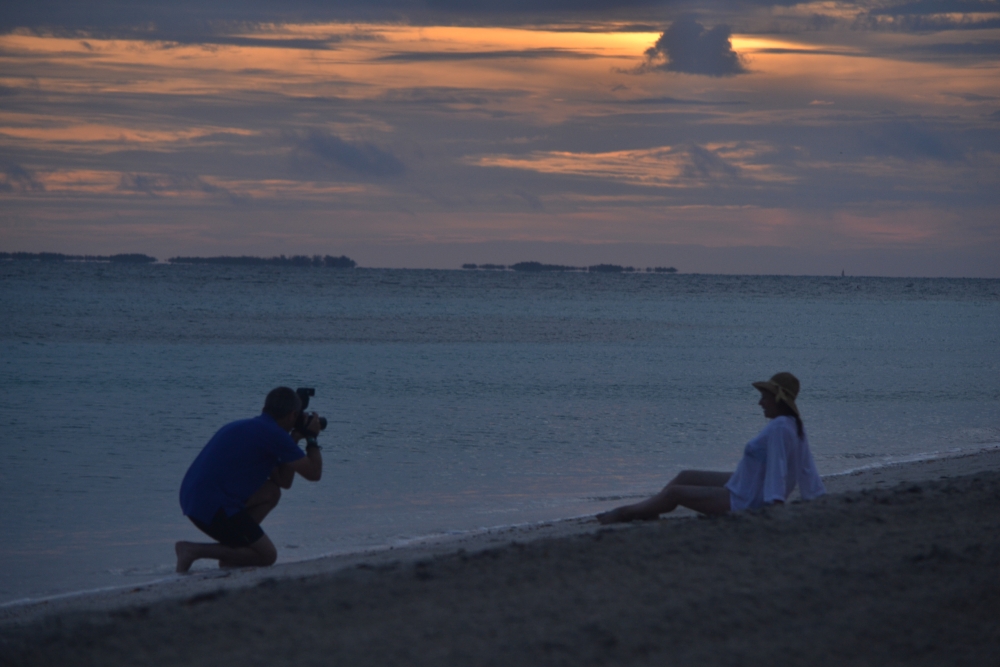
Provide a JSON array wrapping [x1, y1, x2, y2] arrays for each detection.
[[252, 535, 278, 566]]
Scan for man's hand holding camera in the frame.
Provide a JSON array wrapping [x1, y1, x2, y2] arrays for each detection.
[[293, 412, 324, 447], [273, 409, 324, 488]]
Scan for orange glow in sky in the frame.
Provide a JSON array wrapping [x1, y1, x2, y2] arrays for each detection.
[[1, 10, 998, 275]]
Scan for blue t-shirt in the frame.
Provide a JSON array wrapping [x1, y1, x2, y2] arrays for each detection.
[[180, 413, 305, 523]]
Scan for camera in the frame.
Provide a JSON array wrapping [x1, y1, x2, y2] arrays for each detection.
[[295, 387, 328, 447]]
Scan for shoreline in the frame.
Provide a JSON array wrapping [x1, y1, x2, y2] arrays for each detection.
[[3, 445, 999, 630], [4, 446, 999, 665]]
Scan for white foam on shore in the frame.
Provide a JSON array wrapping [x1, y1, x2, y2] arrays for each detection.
[[0, 569, 242, 612], [823, 443, 1000, 478], [0, 578, 176, 611]]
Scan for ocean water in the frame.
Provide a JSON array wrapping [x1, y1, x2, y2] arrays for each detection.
[[1, 262, 998, 605]]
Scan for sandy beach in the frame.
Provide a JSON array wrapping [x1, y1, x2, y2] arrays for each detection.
[[2, 448, 999, 666]]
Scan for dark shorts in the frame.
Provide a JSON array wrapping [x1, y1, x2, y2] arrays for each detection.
[[189, 508, 265, 548]]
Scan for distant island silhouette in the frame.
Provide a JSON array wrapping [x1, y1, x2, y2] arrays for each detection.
[[0, 252, 156, 263], [462, 263, 507, 270], [1, 252, 676, 273], [0, 252, 358, 268], [168, 255, 356, 268], [463, 262, 677, 274]]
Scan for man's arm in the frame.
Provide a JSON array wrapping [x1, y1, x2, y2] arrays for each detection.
[[288, 445, 322, 481], [287, 412, 323, 482]]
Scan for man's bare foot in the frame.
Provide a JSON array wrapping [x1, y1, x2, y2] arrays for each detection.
[[175, 541, 198, 573]]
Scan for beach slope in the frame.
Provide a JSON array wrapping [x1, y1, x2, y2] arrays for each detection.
[[3, 455, 1000, 666]]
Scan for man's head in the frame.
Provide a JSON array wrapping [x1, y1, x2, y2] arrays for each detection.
[[263, 386, 302, 421]]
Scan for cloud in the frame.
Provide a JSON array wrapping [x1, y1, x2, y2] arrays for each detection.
[[115, 172, 239, 202], [619, 96, 747, 106], [0, 1, 819, 38], [468, 143, 783, 188], [682, 145, 741, 179], [379, 87, 496, 106], [293, 131, 405, 178], [0, 165, 45, 193], [859, 121, 964, 162], [948, 93, 1000, 102], [640, 16, 747, 77], [750, 48, 858, 56], [857, 1, 1000, 31], [869, 1, 998, 17], [515, 190, 543, 210], [117, 173, 228, 196], [0, 0, 670, 36], [375, 48, 599, 62], [167, 36, 345, 50], [422, 0, 658, 10], [910, 40, 1000, 56]]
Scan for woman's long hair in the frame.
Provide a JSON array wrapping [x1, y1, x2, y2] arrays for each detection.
[[774, 400, 804, 438]]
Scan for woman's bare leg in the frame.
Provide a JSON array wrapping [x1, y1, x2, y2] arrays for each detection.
[[597, 470, 732, 524]]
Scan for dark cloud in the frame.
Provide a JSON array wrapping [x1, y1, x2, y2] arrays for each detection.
[[423, 0, 657, 10], [117, 173, 227, 196], [0, 0, 661, 35], [141, 29, 383, 49], [515, 190, 543, 210], [293, 131, 405, 178], [682, 145, 741, 179], [869, 1, 999, 16], [376, 48, 599, 62], [913, 40, 1000, 56], [0, 165, 45, 193], [379, 87, 508, 107], [859, 121, 964, 162], [950, 93, 1000, 102], [1, 0, 819, 37], [751, 48, 861, 56], [170, 36, 344, 50], [857, 1, 1000, 31], [620, 96, 747, 105], [640, 16, 747, 77]]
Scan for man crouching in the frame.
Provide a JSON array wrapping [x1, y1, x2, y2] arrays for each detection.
[[175, 387, 323, 573]]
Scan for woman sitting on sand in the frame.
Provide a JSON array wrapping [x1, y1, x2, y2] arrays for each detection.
[[597, 372, 825, 524]]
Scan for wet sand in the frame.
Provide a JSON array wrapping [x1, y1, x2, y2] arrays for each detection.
[[2, 448, 999, 666]]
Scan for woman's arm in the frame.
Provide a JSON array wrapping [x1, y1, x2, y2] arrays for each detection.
[[762, 421, 791, 504]]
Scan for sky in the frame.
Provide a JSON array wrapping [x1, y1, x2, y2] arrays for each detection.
[[1, 0, 998, 276]]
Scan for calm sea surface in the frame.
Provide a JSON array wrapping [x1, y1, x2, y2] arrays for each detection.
[[1, 262, 998, 604]]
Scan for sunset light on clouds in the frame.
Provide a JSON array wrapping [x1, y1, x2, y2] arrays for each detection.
[[1, 1, 998, 275]]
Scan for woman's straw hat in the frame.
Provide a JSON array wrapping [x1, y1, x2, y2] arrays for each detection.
[[752, 372, 801, 417]]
